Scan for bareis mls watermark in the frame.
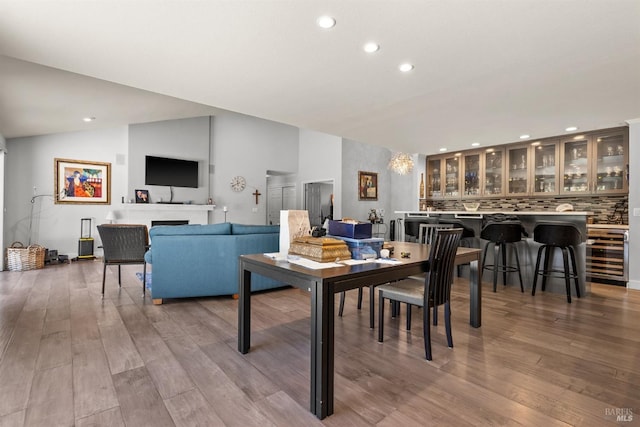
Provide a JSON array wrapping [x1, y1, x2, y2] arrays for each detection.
[[604, 407, 633, 422]]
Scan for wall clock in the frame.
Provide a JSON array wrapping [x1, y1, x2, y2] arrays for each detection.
[[230, 176, 246, 192]]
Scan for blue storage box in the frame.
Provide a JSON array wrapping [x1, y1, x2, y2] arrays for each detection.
[[328, 220, 372, 239], [328, 235, 384, 260]]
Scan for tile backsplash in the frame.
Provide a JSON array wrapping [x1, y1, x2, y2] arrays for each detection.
[[427, 195, 628, 225]]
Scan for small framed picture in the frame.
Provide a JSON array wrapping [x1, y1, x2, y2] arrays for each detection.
[[135, 189, 149, 203], [358, 171, 378, 201]]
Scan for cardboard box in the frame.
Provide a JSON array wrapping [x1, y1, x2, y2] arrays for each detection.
[[328, 220, 372, 239]]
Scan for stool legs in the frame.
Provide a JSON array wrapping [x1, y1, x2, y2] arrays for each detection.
[[568, 246, 581, 299], [482, 241, 524, 293], [531, 245, 544, 296], [532, 244, 581, 303]]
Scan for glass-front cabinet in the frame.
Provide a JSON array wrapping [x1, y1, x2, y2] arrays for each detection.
[[533, 141, 559, 195], [443, 155, 461, 197], [507, 145, 529, 195], [426, 158, 442, 198], [561, 135, 591, 194], [484, 149, 504, 196], [462, 152, 481, 196], [594, 130, 628, 194], [560, 129, 628, 195], [425, 126, 627, 200]]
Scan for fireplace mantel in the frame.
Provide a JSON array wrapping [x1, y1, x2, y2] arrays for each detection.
[[116, 203, 214, 228]]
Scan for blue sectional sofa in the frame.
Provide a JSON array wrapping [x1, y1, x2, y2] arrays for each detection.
[[144, 222, 284, 303]]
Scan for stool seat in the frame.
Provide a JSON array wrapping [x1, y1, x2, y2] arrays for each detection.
[[481, 221, 524, 293], [532, 222, 581, 303]]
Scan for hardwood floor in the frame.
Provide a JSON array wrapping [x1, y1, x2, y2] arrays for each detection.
[[0, 260, 638, 426]]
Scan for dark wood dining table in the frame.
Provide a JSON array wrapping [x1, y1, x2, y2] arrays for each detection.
[[237, 241, 482, 419]]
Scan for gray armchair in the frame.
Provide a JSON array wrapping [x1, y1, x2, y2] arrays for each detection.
[[97, 224, 149, 297]]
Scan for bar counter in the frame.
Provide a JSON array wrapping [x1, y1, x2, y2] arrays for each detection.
[[395, 210, 593, 296]]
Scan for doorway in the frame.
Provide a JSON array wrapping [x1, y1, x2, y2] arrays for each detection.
[[304, 181, 334, 228], [266, 171, 297, 225]]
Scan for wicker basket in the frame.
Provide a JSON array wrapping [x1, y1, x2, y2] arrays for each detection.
[[6, 242, 46, 271]]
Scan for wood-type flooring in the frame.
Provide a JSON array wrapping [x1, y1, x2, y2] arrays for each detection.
[[0, 261, 638, 426]]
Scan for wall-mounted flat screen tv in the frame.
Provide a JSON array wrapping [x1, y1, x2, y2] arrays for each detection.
[[145, 155, 199, 188]]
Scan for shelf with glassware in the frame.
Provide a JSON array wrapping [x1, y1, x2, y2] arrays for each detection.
[[560, 128, 628, 195], [532, 140, 559, 195], [484, 148, 505, 196], [427, 155, 462, 198], [425, 126, 627, 201], [506, 145, 529, 196], [462, 151, 482, 196]]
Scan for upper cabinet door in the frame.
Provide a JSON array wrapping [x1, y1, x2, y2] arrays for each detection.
[[593, 130, 628, 194], [506, 145, 529, 196], [426, 157, 442, 198], [443, 155, 461, 197], [560, 136, 591, 194], [462, 152, 482, 196], [532, 140, 559, 195], [484, 149, 505, 196]]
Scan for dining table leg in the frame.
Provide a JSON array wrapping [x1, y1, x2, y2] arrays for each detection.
[[238, 265, 252, 353], [310, 279, 334, 419], [469, 258, 481, 328]]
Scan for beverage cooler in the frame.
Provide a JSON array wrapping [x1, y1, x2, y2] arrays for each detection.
[[586, 224, 629, 286]]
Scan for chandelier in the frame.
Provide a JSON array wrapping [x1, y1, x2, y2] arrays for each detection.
[[388, 152, 414, 175]]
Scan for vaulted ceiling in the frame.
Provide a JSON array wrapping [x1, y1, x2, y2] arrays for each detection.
[[1, 1, 639, 154]]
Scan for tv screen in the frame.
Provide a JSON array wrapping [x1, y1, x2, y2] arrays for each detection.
[[145, 156, 199, 188]]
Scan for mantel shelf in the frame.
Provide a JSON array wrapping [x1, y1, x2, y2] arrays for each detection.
[[120, 203, 215, 212]]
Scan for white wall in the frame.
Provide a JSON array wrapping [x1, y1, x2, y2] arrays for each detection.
[[0, 132, 5, 268], [298, 129, 343, 219], [4, 127, 129, 258], [211, 111, 299, 224], [626, 119, 640, 290], [128, 116, 211, 204]]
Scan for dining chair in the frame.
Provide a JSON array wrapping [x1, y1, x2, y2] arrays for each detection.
[[97, 224, 149, 298], [377, 228, 462, 360], [418, 223, 453, 245]]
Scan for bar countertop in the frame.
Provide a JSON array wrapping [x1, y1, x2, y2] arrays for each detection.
[[395, 210, 593, 216]]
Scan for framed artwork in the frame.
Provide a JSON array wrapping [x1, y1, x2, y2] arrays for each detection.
[[54, 158, 111, 204], [135, 189, 149, 203], [358, 171, 378, 200]]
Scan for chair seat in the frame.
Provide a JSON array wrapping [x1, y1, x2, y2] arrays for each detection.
[[377, 279, 424, 306]]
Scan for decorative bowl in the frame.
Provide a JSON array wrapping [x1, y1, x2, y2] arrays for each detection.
[[463, 203, 480, 212]]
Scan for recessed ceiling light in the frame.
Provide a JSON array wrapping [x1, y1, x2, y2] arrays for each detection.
[[565, 126, 578, 132], [520, 134, 530, 139], [399, 63, 414, 72], [439, 147, 447, 152], [363, 42, 380, 53], [471, 142, 480, 147], [317, 15, 336, 29], [83, 117, 96, 122]]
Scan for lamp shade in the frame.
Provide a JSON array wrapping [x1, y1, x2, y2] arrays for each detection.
[[105, 211, 116, 223]]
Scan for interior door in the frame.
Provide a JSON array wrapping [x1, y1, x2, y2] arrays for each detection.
[[305, 183, 323, 227], [267, 185, 297, 225]]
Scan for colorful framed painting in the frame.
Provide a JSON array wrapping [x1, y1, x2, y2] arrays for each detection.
[[358, 171, 378, 201], [54, 158, 111, 204]]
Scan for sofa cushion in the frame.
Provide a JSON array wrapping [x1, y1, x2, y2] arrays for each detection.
[[149, 223, 232, 237], [231, 224, 279, 235]]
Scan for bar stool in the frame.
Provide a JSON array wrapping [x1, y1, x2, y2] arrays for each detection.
[[481, 221, 524, 293], [531, 222, 581, 303]]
